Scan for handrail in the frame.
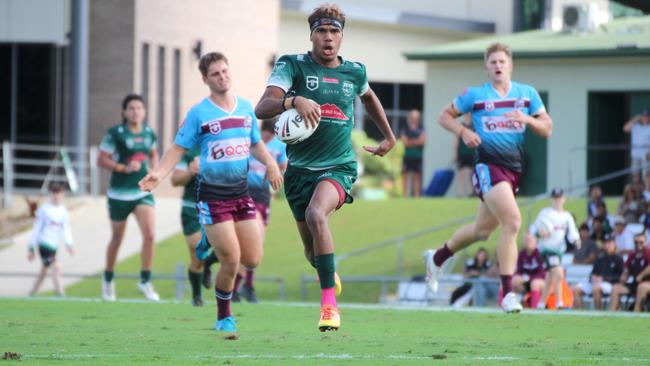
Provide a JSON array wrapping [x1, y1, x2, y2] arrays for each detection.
[[336, 162, 643, 274]]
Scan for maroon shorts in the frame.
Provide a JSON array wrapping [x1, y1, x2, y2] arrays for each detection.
[[197, 196, 256, 224], [253, 201, 270, 226], [472, 163, 521, 201]]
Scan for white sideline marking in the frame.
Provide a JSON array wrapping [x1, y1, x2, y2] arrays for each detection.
[[20, 353, 650, 363], [3, 296, 650, 318]]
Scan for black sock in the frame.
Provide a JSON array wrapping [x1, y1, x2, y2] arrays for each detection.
[[104, 271, 114, 282], [204, 252, 219, 268], [188, 270, 202, 297], [140, 270, 151, 284]]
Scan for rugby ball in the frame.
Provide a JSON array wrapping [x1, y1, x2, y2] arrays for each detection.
[[275, 109, 317, 144]]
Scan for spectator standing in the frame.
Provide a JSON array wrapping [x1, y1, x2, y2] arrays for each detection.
[[400, 110, 425, 197], [618, 184, 644, 224], [623, 109, 650, 177]]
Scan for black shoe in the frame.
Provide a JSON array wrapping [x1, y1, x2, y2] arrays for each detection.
[[232, 291, 241, 303], [240, 285, 258, 303], [202, 267, 213, 290], [192, 295, 204, 307]]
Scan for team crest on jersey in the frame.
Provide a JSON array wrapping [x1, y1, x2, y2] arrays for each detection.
[[342, 81, 354, 97], [244, 116, 253, 128], [208, 120, 222, 135], [306, 76, 319, 91], [514, 98, 526, 109], [144, 136, 152, 146], [125, 138, 134, 148], [485, 101, 495, 112]]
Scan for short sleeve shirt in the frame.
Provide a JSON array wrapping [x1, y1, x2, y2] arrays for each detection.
[[267, 53, 368, 169], [248, 137, 287, 205], [453, 81, 545, 172], [175, 96, 260, 200], [99, 124, 157, 200]]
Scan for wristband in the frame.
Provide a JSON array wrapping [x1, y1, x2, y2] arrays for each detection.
[[281, 97, 287, 112], [291, 96, 297, 109]]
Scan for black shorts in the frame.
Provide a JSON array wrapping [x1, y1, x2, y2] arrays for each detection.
[[624, 282, 638, 295], [38, 246, 57, 267], [402, 156, 423, 173]]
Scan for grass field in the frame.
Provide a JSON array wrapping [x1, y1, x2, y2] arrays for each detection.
[[2, 298, 649, 365], [63, 197, 608, 303]]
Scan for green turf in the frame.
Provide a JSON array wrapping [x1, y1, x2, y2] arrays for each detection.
[[2, 298, 649, 365], [64, 197, 613, 303]]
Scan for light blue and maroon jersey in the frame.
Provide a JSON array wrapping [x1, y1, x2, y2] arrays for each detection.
[[247, 137, 287, 205], [454, 81, 545, 172], [175, 96, 261, 200]]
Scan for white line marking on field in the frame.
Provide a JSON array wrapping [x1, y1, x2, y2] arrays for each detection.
[[3, 296, 650, 318], [20, 353, 650, 363]]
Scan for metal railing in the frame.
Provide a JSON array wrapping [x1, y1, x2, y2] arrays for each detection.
[[1, 141, 101, 208], [0, 262, 287, 301], [332, 160, 643, 285]]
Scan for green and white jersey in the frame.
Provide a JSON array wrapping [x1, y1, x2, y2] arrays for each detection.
[[175, 146, 200, 208], [267, 53, 369, 169], [100, 124, 157, 201]]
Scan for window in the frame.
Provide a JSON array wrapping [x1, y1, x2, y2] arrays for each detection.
[[361, 82, 423, 140], [173, 49, 181, 132], [157, 46, 165, 154], [141, 43, 150, 105], [514, 0, 546, 32]]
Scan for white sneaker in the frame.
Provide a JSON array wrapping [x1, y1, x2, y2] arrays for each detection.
[[102, 280, 116, 301], [423, 249, 442, 293], [501, 292, 523, 313], [138, 281, 160, 301]]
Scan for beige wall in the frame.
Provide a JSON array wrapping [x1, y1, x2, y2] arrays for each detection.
[[422, 56, 650, 196], [279, 11, 471, 83], [133, 0, 279, 150]]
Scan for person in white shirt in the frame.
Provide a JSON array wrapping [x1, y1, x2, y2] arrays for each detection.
[[27, 183, 74, 296], [530, 188, 580, 309], [623, 109, 650, 177]]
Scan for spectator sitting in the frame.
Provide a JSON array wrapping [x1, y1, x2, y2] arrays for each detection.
[[450, 248, 499, 308], [613, 216, 635, 257], [587, 184, 605, 220], [573, 223, 599, 265], [573, 234, 624, 310], [590, 217, 607, 241], [609, 232, 650, 311], [513, 232, 546, 309], [618, 184, 645, 224], [632, 256, 650, 312], [643, 172, 650, 201], [589, 202, 614, 237]]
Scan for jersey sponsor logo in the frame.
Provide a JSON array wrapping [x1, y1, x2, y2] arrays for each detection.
[[323, 77, 339, 84], [342, 81, 354, 97], [208, 120, 222, 135], [306, 76, 319, 91], [481, 116, 525, 133], [206, 137, 250, 162], [320, 103, 349, 121]]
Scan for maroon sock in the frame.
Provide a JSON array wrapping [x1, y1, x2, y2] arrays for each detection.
[[433, 243, 454, 267], [244, 269, 254, 288], [215, 288, 232, 320], [500, 275, 513, 295], [233, 273, 243, 292]]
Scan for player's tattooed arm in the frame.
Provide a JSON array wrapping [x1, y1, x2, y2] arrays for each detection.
[[439, 103, 481, 148], [360, 87, 395, 157]]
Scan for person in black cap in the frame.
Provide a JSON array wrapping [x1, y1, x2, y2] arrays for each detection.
[[531, 188, 581, 309], [572, 233, 623, 310]]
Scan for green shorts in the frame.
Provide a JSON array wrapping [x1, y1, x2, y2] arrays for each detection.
[[540, 248, 563, 269], [284, 162, 357, 221], [181, 205, 201, 236], [107, 195, 154, 221]]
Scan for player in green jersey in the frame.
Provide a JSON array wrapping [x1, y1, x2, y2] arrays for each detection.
[[97, 94, 159, 302], [255, 4, 395, 332], [171, 146, 205, 306]]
